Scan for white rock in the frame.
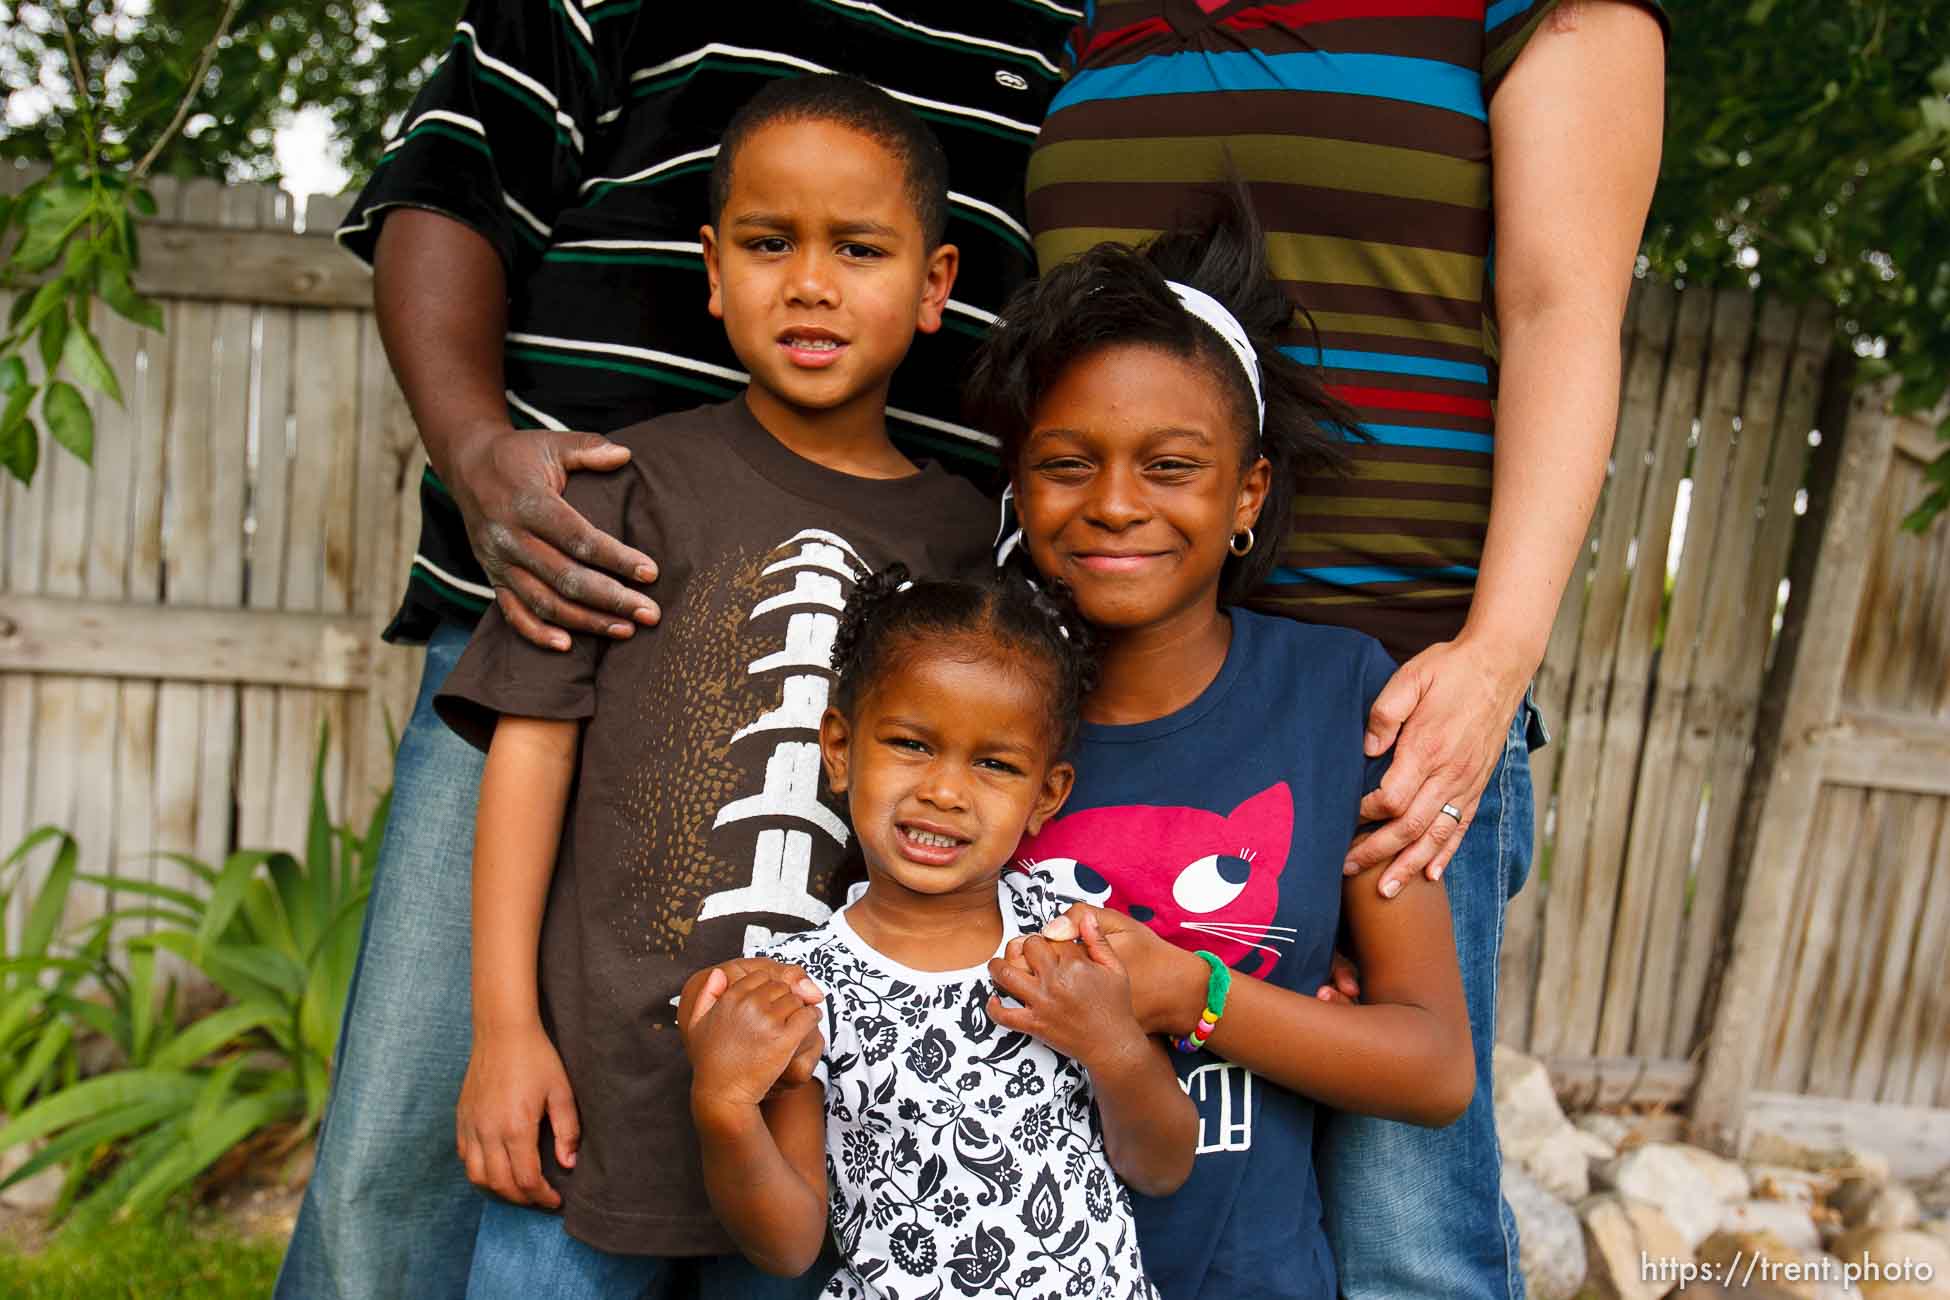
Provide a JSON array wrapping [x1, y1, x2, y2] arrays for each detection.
[[1598, 1143, 1752, 1249], [1749, 1163, 1834, 1208], [1495, 1045, 1568, 1148], [1576, 1110, 1685, 1152], [1503, 1165, 1585, 1300], [1919, 1167, 1950, 1218], [1580, 1193, 1692, 1300], [1721, 1198, 1823, 1252], [0, 1135, 65, 1212], [1576, 1112, 1638, 1151], [1842, 1181, 1922, 1233], [1495, 1046, 1606, 1200], [1573, 1126, 1619, 1163], [1528, 1129, 1605, 1202]]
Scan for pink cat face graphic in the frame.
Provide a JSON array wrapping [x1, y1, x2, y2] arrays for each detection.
[[1018, 783, 1295, 979]]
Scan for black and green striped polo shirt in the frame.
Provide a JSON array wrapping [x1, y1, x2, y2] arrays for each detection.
[[338, 0, 1079, 640]]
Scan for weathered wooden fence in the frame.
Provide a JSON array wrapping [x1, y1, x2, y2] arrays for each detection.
[[0, 177, 1945, 1148], [1500, 286, 1837, 1064], [1490, 276, 1949, 1159], [1690, 389, 1950, 1157], [0, 175, 424, 948]]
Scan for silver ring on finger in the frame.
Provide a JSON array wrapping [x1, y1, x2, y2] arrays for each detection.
[[1439, 802, 1463, 822]]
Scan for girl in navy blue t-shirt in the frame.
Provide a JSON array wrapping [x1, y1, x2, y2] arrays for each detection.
[[965, 197, 1476, 1300]]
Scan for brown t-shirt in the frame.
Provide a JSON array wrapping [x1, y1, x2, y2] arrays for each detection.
[[436, 397, 995, 1256]]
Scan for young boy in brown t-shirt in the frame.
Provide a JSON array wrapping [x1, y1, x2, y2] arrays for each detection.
[[433, 77, 996, 1298]]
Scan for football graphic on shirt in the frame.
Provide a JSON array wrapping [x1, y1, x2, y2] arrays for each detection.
[[1018, 783, 1296, 979]]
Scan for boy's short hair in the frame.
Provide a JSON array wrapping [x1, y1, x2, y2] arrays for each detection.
[[709, 74, 951, 247]]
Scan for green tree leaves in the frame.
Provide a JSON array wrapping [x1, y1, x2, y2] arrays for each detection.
[[1649, 1, 1950, 527], [43, 382, 92, 463], [0, 168, 156, 483]]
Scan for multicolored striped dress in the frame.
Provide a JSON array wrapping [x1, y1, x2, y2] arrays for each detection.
[[1029, 0, 1663, 661], [337, 2, 1078, 642]]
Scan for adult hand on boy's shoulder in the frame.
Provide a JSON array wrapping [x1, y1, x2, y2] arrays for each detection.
[[451, 422, 664, 651], [680, 959, 824, 1093]]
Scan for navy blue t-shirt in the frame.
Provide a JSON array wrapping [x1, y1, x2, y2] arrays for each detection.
[[1016, 609, 1397, 1300]]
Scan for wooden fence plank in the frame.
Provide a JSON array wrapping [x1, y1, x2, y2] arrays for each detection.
[[0, 598, 371, 692], [115, 250, 172, 909], [270, 305, 359, 852], [1807, 791, 1901, 1099], [1576, 285, 1692, 1055], [1504, 285, 1673, 1047], [1908, 806, 1950, 1107], [150, 177, 223, 919], [1541, 291, 1754, 1058], [69, 308, 143, 905], [1614, 297, 1794, 1059], [1849, 795, 1938, 1101], [319, 308, 363, 823], [1658, 305, 1834, 1057], [1816, 714, 1950, 796], [131, 220, 371, 310], [1528, 284, 1700, 1044], [1690, 379, 1901, 1151], [31, 344, 98, 939], [2, 286, 50, 942], [349, 315, 418, 822], [188, 185, 260, 870], [1844, 481, 1908, 715], [1764, 785, 1867, 1093], [1758, 786, 1839, 1091], [236, 186, 298, 852]]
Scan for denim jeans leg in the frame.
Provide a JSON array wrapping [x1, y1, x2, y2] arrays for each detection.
[[1317, 703, 1538, 1300], [465, 1200, 663, 1300], [277, 620, 487, 1300]]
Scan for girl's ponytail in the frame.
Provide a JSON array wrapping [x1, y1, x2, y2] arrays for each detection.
[[830, 562, 911, 711]]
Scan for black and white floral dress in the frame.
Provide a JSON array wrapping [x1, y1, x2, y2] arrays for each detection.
[[756, 875, 1158, 1300]]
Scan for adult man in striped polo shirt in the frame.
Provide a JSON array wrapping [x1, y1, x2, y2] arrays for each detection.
[[276, 7, 1076, 1297], [1030, 2, 1665, 1297]]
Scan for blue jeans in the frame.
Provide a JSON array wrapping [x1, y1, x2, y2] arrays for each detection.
[[278, 621, 485, 1300], [467, 1199, 831, 1300], [1316, 698, 1544, 1300]]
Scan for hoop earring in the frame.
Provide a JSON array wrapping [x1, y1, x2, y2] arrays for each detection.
[[1229, 527, 1255, 557]]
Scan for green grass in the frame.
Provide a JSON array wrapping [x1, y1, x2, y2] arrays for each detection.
[[0, 1213, 282, 1299]]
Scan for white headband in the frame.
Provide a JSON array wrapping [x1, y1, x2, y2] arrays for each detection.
[[1166, 281, 1264, 434]]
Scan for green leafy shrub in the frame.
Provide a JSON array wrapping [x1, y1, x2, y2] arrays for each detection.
[[0, 733, 386, 1232]]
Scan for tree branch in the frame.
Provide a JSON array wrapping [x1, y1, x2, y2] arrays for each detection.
[[131, 0, 247, 182], [58, 14, 99, 174]]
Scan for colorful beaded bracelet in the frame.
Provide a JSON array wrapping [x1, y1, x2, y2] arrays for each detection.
[[1173, 951, 1232, 1054]]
